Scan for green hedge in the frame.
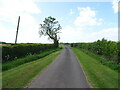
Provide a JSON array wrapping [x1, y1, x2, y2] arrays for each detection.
[[2, 44, 54, 63], [2, 48, 59, 71], [71, 38, 119, 64]]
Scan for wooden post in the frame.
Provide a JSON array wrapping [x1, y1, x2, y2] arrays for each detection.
[[15, 16, 20, 44]]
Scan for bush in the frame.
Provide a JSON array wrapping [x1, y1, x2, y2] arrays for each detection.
[[2, 44, 55, 63], [2, 48, 59, 71], [71, 38, 119, 64]]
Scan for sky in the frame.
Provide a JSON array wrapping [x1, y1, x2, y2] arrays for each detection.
[[0, 0, 119, 43]]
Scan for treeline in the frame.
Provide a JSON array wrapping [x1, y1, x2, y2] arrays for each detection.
[[2, 44, 55, 63], [71, 38, 119, 64]]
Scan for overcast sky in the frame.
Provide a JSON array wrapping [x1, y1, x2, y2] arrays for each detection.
[[0, 0, 118, 43]]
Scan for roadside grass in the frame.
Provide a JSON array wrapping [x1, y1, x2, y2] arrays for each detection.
[[80, 49, 119, 72], [71, 47, 118, 88], [3, 48, 60, 71], [2, 49, 62, 88]]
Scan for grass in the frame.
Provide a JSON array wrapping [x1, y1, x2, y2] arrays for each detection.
[[80, 49, 120, 72], [2, 49, 62, 88], [71, 47, 119, 88], [2, 48, 60, 71]]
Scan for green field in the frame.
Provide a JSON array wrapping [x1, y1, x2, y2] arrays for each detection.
[[2, 49, 62, 88], [71, 47, 118, 88]]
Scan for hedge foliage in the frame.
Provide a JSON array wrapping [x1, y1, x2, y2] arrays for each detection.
[[2, 48, 59, 71], [71, 38, 119, 64], [2, 44, 55, 63]]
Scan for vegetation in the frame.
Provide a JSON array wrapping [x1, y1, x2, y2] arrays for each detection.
[[2, 48, 60, 71], [0, 41, 6, 44], [71, 38, 119, 70], [2, 44, 54, 63], [71, 47, 118, 88], [39, 16, 62, 48], [2, 50, 62, 88], [80, 49, 119, 71]]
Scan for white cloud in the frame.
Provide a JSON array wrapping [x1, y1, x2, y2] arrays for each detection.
[[74, 7, 103, 28], [60, 26, 82, 42], [0, 0, 41, 24], [0, 23, 16, 42], [0, 0, 40, 14], [0, 0, 50, 43], [70, 9, 74, 14], [60, 26, 118, 43], [60, 7, 117, 43], [88, 27, 118, 42], [0, 13, 50, 43], [112, 0, 119, 13]]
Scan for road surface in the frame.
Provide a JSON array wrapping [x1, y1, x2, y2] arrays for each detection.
[[27, 46, 90, 88]]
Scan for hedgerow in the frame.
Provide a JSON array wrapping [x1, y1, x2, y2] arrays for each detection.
[[71, 38, 119, 64], [2, 44, 55, 63], [2, 48, 60, 71]]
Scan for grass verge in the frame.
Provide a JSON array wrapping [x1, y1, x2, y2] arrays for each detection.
[[80, 49, 119, 72], [3, 48, 60, 71], [2, 49, 62, 88], [71, 47, 118, 88]]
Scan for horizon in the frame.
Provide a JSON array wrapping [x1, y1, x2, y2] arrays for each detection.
[[0, 38, 118, 44]]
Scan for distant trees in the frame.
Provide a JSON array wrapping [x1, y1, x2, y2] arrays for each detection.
[[39, 16, 62, 48], [0, 41, 6, 44]]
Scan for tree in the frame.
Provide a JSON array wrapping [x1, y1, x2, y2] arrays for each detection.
[[39, 16, 62, 48]]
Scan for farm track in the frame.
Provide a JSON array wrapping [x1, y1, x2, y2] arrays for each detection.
[[27, 46, 90, 88]]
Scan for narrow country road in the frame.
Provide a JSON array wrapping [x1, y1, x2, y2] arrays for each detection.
[[27, 46, 90, 88]]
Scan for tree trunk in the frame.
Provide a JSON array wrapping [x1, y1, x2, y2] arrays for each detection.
[[54, 39, 59, 48]]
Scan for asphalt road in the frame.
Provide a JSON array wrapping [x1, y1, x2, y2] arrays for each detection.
[[27, 46, 90, 88]]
